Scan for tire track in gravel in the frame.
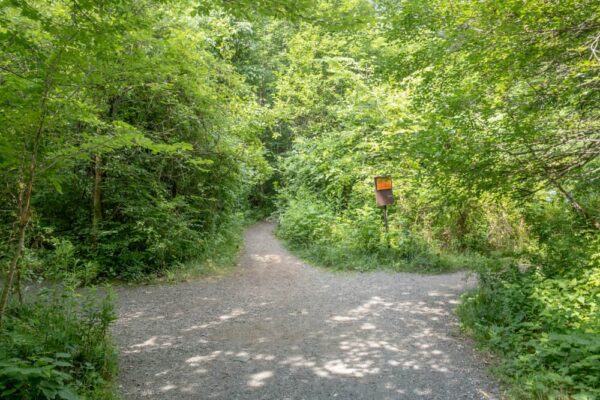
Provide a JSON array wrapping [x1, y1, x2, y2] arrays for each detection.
[[114, 221, 500, 399]]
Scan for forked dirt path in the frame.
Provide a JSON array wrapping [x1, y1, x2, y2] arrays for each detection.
[[114, 222, 499, 399]]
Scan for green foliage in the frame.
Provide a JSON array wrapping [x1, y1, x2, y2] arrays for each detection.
[[0, 289, 117, 399], [278, 191, 335, 246], [195, 0, 314, 20], [151, 211, 247, 283], [267, 1, 599, 397], [0, 0, 271, 282], [277, 189, 495, 273], [458, 265, 600, 399], [1, 0, 599, 397], [0, 357, 80, 400], [457, 197, 599, 398], [381, 0, 600, 207], [272, 11, 530, 273]]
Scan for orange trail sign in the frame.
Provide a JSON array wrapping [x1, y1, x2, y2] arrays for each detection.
[[375, 176, 393, 191], [374, 176, 394, 234], [374, 176, 394, 207]]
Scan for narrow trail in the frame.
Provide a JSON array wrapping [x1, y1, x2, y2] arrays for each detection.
[[114, 222, 499, 399]]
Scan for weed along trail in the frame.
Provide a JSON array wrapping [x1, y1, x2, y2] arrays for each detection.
[[114, 222, 499, 400]]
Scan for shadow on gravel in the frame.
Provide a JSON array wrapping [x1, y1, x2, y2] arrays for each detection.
[[115, 222, 497, 400], [118, 294, 494, 399]]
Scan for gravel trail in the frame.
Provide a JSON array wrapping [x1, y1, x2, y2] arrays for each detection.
[[114, 222, 499, 399]]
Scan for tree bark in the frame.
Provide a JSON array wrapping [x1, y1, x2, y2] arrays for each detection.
[[92, 153, 103, 243], [526, 143, 600, 230], [0, 135, 41, 327], [456, 205, 470, 250], [14, 269, 23, 304], [0, 78, 49, 328], [555, 182, 600, 230], [0, 26, 75, 328]]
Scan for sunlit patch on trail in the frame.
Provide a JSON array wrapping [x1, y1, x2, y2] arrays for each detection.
[[250, 254, 282, 263], [182, 308, 247, 332], [247, 370, 274, 387], [115, 224, 498, 398]]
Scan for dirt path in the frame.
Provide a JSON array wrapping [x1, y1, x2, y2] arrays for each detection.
[[114, 222, 499, 399]]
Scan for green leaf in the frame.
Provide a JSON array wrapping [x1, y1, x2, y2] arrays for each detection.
[[57, 387, 80, 400]]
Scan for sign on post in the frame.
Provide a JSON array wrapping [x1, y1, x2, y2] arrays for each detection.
[[374, 176, 394, 207], [374, 176, 394, 235]]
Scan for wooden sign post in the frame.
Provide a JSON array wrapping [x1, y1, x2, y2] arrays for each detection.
[[374, 176, 394, 233]]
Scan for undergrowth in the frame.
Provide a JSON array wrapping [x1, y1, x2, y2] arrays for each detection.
[[457, 229, 600, 399], [21, 212, 250, 286], [279, 236, 494, 274], [154, 214, 247, 283], [0, 288, 118, 399], [458, 266, 599, 399], [275, 193, 508, 273]]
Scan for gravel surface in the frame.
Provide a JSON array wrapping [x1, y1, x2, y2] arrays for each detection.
[[114, 222, 500, 399]]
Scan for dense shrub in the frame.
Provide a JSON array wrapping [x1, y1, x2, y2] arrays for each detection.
[[459, 264, 599, 399], [276, 187, 498, 273], [0, 289, 117, 399], [0, 2, 270, 283], [269, 3, 599, 398], [458, 218, 600, 398], [277, 192, 336, 246]]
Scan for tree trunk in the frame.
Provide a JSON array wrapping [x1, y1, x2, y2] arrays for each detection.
[[0, 79, 49, 328], [555, 182, 600, 230], [0, 147, 39, 328], [0, 31, 72, 328], [14, 269, 23, 304], [0, 219, 27, 327], [92, 153, 103, 243], [91, 95, 118, 242], [456, 205, 470, 250]]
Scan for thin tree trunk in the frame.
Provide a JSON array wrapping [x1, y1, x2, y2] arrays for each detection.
[[14, 269, 23, 304], [0, 141, 40, 327], [555, 182, 600, 230], [526, 143, 600, 230], [0, 84, 49, 329], [456, 207, 469, 250], [91, 95, 119, 243], [92, 153, 103, 243], [0, 220, 27, 326], [0, 28, 75, 328], [0, 182, 25, 327]]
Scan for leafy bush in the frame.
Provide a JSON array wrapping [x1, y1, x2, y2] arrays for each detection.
[[0, 357, 80, 400], [277, 189, 494, 273], [458, 264, 600, 399], [0, 288, 118, 399], [277, 192, 335, 246]]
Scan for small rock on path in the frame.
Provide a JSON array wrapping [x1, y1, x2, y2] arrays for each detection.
[[114, 222, 499, 399]]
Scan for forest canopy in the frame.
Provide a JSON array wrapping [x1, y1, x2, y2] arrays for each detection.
[[0, 0, 598, 398]]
